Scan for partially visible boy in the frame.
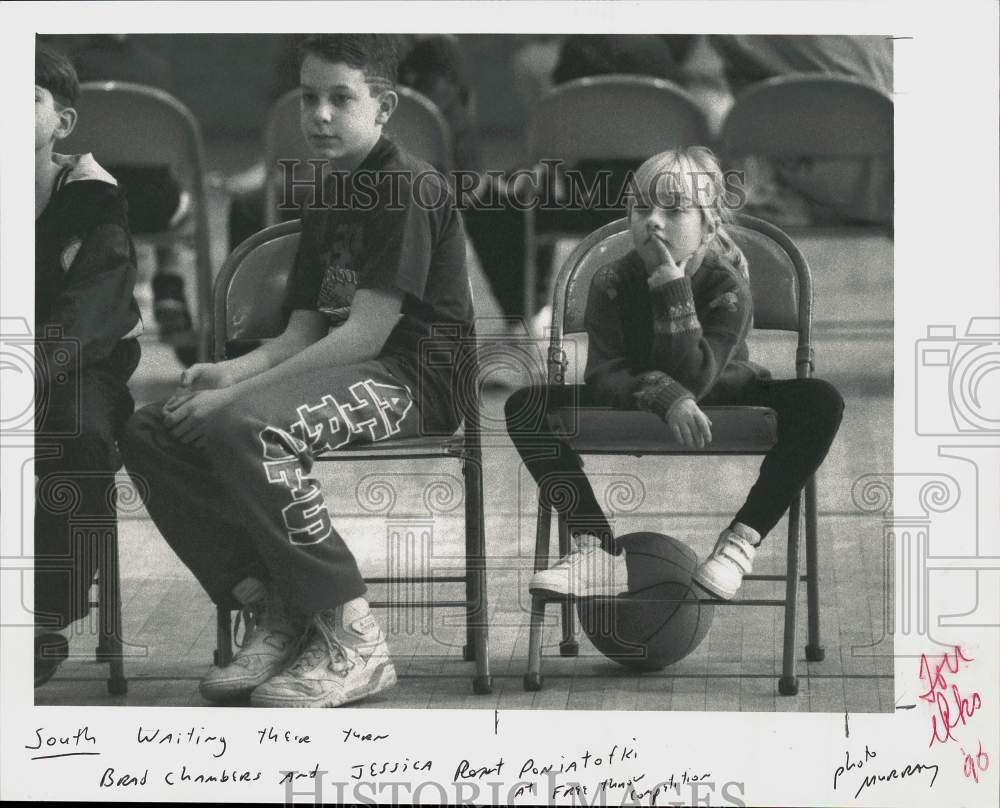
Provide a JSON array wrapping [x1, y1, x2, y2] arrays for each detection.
[[122, 34, 473, 708], [34, 44, 142, 687]]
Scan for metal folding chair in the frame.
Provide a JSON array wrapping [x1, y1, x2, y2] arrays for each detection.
[[718, 74, 893, 231], [522, 74, 713, 319], [62, 81, 214, 362], [524, 213, 822, 696], [210, 220, 492, 695], [263, 86, 453, 226]]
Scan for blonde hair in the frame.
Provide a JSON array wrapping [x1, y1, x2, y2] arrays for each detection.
[[631, 146, 748, 280]]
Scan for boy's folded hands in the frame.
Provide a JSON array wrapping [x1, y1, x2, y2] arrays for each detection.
[[162, 362, 240, 446]]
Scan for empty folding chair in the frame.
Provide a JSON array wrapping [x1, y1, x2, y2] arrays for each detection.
[[719, 74, 893, 231]]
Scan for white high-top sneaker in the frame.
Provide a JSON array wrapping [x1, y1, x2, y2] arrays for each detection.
[[528, 534, 629, 598], [693, 524, 760, 600], [199, 582, 301, 702], [250, 601, 397, 708]]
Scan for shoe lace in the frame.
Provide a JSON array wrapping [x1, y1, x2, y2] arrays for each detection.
[[287, 623, 352, 676], [233, 606, 257, 649], [550, 545, 589, 570]]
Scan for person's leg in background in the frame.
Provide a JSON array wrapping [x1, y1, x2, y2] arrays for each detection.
[[34, 368, 135, 687]]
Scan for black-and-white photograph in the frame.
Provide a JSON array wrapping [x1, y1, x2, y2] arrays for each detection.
[[7, 3, 999, 805], [30, 30, 894, 713]]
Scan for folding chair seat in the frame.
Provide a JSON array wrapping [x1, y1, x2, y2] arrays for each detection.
[[211, 220, 492, 695], [718, 74, 893, 233], [63, 81, 215, 362], [264, 86, 453, 226], [522, 74, 713, 319], [524, 214, 823, 696]]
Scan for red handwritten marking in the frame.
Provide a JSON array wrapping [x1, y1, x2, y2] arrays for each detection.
[[918, 646, 974, 703], [962, 741, 990, 783], [929, 685, 982, 747]]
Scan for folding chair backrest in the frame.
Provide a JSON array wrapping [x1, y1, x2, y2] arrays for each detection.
[[526, 74, 712, 163], [553, 214, 812, 382], [63, 81, 208, 191], [719, 74, 893, 159], [213, 220, 301, 360], [385, 86, 453, 171]]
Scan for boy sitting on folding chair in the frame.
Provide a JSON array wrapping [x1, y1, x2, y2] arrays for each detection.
[[34, 45, 142, 687], [122, 34, 472, 708]]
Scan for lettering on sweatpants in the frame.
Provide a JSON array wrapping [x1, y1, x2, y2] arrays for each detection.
[[260, 427, 333, 546], [291, 380, 413, 453], [259, 379, 414, 546]]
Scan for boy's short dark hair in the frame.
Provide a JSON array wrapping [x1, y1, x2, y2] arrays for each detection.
[[36, 43, 79, 109], [298, 34, 399, 94]]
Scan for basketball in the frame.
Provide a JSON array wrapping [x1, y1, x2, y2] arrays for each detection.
[[576, 532, 715, 671]]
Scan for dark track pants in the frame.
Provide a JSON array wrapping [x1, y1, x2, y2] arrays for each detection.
[[505, 378, 844, 551], [35, 370, 134, 630], [121, 360, 443, 614]]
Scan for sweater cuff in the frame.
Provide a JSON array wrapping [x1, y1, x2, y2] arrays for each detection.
[[633, 370, 694, 418], [649, 276, 699, 335]]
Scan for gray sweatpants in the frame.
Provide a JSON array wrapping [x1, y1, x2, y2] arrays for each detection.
[[121, 359, 443, 614]]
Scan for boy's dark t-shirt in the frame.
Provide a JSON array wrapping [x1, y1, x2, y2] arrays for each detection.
[[282, 136, 472, 431]]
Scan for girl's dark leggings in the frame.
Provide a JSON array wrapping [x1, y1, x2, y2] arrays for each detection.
[[504, 378, 844, 553]]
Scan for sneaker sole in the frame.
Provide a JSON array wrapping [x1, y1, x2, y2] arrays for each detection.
[[249, 661, 398, 709], [528, 583, 625, 600], [199, 661, 294, 702], [692, 572, 738, 601]]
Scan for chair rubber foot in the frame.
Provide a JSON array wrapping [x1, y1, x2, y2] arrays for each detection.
[[463, 644, 475, 662], [559, 640, 579, 657], [523, 673, 543, 692], [107, 677, 128, 696], [473, 676, 493, 695], [806, 644, 826, 662], [778, 676, 799, 696]]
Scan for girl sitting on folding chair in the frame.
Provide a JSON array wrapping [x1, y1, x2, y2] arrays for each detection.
[[505, 146, 844, 601]]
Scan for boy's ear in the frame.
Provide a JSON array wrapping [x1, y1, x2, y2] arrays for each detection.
[[53, 106, 77, 142], [374, 90, 398, 126]]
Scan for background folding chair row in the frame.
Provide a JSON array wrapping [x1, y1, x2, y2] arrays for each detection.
[[520, 72, 894, 317]]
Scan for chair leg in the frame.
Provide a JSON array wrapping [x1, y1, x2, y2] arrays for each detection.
[[97, 523, 127, 696], [215, 606, 233, 668], [557, 514, 578, 658], [803, 476, 825, 662], [524, 496, 552, 691], [524, 595, 546, 691], [462, 453, 492, 694], [779, 494, 803, 696]]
